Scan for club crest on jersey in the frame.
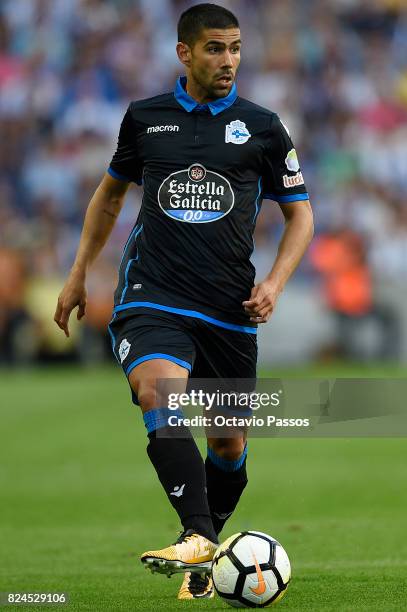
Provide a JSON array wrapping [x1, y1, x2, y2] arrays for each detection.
[[225, 119, 251, 145], [158, 163, 235, 223]]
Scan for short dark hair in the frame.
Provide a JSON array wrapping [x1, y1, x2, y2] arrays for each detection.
[[178, 3, 239, 47]]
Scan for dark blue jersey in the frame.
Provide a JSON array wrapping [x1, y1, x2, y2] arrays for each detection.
[[109, 77, 309, 333]]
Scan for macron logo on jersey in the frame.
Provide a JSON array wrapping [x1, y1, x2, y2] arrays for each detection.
[[147, 124, 179, 134]]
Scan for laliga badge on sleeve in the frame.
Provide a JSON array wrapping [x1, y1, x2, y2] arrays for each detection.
[[225, 119, 251, 144], [285, 148, 300, 172]]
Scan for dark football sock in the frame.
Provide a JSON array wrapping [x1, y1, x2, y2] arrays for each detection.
[[205, 444, 248, 535], [144, 408, 218, 543]]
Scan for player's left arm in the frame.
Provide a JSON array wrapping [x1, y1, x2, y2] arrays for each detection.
[[243, 200, 314, 323], [243, 113, 314, 323]]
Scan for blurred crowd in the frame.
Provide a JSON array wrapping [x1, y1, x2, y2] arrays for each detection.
[[1, 0, 407, 364]]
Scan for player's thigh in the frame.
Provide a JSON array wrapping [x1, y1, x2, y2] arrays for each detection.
[[191, 322, 256, 447], [108, 311, 195, 411], [189, 321, 257, 413], [191, 321, 257, 380], [129, 358, 189, 413]]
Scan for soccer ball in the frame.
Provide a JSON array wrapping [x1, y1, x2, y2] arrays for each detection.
[[211, 531, 291, 608]]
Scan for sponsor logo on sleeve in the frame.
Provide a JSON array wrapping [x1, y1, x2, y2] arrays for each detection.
[[225, 119, 251, 144], [283, 171, 305, 188], [158, 163, 234, 223]]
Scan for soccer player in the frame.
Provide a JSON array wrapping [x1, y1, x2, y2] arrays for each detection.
[[54, 3, 313, 600]]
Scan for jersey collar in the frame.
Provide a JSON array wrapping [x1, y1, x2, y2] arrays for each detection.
[[174, 76, 237, 116]]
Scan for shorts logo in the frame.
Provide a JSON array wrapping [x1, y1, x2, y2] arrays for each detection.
[[285, 149, 300, 172], [119, 338, 131, 363], [283, 171, 304, 188], [225, 119, 251, 144], [158, 163, 234, 223]]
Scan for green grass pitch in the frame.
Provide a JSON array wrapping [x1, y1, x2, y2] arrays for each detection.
[[1, 364, 407, 611]]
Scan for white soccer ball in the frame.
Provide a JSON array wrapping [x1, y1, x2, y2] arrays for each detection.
[[211, 531, 291, 608]]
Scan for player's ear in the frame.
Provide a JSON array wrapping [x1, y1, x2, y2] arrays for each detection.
[[176, 41, 192, 67]]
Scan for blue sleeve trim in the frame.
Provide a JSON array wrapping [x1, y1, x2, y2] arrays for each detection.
[[107, 166, 142, 185], [143, 408, 185, 434], [207, 443, 248, 472], [107, 167, 131, 182], [125, 353, 192, 377], [113, 301, 257, 335], [264, 192, 309, 203]]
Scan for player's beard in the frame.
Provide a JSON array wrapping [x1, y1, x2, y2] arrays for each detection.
[[191, 66, 234, 100]]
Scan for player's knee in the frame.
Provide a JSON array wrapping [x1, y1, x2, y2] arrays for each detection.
[[134, 381, 158, 413], [210, 438, 246, 461]]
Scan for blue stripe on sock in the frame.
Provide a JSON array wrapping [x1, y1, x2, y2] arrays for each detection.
[[207, 444, 247, 472], [143, 408, 184, 434]]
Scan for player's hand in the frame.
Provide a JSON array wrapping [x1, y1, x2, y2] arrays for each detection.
[[54, 273, 87, 338], [242, 280, 281, 324]]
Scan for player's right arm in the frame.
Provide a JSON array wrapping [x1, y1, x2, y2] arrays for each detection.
[[54, 173, 130, 337]]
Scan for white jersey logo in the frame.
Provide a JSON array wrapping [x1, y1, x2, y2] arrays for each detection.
[[158, 164, 234, 223], [225, 119, 251, 144], [147, 124, 179, 134], [119, 338, 131, 363]]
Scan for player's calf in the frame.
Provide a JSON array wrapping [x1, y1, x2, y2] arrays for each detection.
[[205, 439, 248, 535]]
